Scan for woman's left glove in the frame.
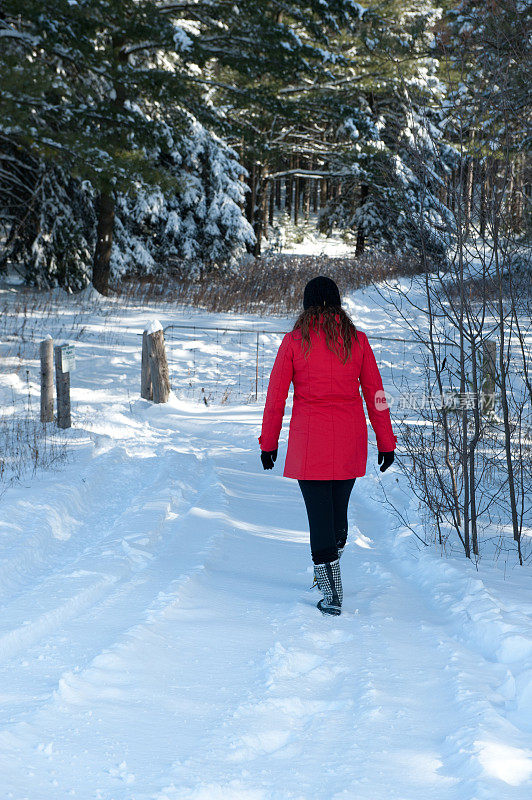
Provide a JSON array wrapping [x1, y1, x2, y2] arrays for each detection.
[[261, 448, 278, 470], [378, 451, 395, 473]]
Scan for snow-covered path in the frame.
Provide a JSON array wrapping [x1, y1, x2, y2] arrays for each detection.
[[1, 291, 531, 799]]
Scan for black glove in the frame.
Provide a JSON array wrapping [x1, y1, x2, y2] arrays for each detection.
[[260, 448, 278, 470], [378, 451, 395, 473]]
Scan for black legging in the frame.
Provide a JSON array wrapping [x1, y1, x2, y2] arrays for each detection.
[[298, 479, 356, 565]]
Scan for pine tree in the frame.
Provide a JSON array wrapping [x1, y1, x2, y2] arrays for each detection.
[[113, 117, 254, 277], [443, 0, 530, 151], [1, 0, 364, 291], [202, 2, 366, 255], [203, 0, 456, 262], [441, 0, 531, 217], [316, 0, 457, 262]]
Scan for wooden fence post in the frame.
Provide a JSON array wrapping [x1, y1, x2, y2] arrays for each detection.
[[54, 345, 72, 428], [481, 339, 497, 413], [40, 337, 54, 422], [141, 330, 153, 400], [255, 331, 259, 401], [148, 328, 170, 403]]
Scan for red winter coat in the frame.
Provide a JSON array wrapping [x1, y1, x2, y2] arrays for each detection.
[[258, 322, 397, 480]]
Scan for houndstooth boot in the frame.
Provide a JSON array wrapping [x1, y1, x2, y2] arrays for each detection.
[[314, 559, 343, 616], [311, 544, 344, 589]]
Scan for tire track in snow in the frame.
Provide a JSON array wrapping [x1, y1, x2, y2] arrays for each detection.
[[0, 450, 226, 744], [0, 573, 118, 663], [0, 448, 196, 662], [0, 448, 238, 797], [0, 444, 148, 604]]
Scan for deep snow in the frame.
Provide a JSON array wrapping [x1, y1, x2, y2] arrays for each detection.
[[0, 281, 531, 799]]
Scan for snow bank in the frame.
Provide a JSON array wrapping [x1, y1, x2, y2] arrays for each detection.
[[76, 284, 104, 302]]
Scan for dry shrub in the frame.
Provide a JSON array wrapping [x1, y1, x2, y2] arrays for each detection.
[[0, 391, 68, 499], [114, 252, 422, 315]]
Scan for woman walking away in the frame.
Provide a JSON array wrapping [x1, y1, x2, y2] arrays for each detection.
[[258, 276, 397, 617]]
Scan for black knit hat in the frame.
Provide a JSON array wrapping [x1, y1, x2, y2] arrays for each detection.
[[303, 276, 341, 310]]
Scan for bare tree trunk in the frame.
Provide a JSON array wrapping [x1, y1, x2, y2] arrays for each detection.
[[320, 175, 327, 210], [294, 158, 300, 226], [469, 336, 481, 557], [92, 35, 127, 296], [253, 167, 267, 257], [510, 153, 524, 230], [238, 138, 246, 213], [268, 181, 275, 227], [457, 132, 471, 558], [245, 161, 254, 223], [262, 173, 269, 240], [303, 160, 311, 220], [479, 161, 487, 239], [275, 178, 281, 209], [450, 168, 456, 215], [355, 184, 368, 257], [460, 334, 470, 557], [464, 156, 474, 235], [92, 190, 114, 296], [285, 157, 292, 217], [492, 168, 522, 562], [249, 162, 257, 225], [424, 268, 463, 536]]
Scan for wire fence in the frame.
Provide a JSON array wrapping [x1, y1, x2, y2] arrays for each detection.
[[162, 322, 453, 407], [163, 324, 283, 404], [162, 322, 531, 419]]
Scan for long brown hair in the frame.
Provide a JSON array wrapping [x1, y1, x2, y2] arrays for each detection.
[[292, 305, 359, 364]]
